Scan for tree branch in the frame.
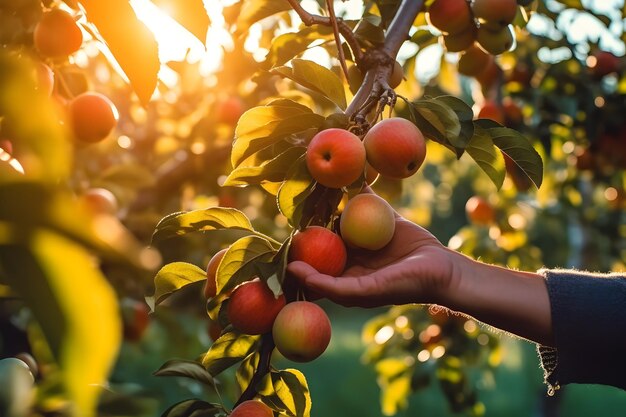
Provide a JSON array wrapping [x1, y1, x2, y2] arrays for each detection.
[[286, 0, 363, 65], [346, 0, 424, 120], [326, 0, 349, 80]]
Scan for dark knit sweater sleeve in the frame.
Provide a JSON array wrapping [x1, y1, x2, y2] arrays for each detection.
[[537, 268, 626, 393]]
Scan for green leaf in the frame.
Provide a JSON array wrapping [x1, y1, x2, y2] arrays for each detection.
[[151, 207, 255, 244], [434, 96, 474, 151], [478, 123, 543, 188], [224, 146, 306, 187], [411, 98, 462, 148], [150, 0, 210, 44], [277, 157, 315, 227], [160, 399, 223, 417], [202, 331, 260, 376], [81, 0, 159, 105], [235, 0, 291, 34], [271, 59, 347, 110], [260, 369, 312, 417], [0, 231, 121, 417], [94, 163, 157, 189], [465, 125, 506, 189], [264, 27, 334, 68], [153, 262, 206, 307], [232, 101, 323, 168], [354, 15, 385, 45], [215, 236, 277, 295], [154, 359, 216, 387], [236, 351, 260, 393]]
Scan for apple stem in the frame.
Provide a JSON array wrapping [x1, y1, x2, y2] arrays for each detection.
[[234, 333, 275, 406]]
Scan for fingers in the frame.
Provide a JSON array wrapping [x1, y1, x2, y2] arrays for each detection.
[[287, 261, 382, 307]]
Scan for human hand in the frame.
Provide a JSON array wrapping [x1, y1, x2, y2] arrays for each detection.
[[287, 207, 464, 308]]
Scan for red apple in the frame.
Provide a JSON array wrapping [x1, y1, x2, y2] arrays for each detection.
[[204, 248, 228, 298], [69, 92, 119, 143], [227, 279, 286, 335], [340, 194, 396, 250], [306, 128, 366, 188], [363, 118, 426, 179], [428, 0, 473, 35], [289, 226, 346, 276], [34, 9, 83, 58], [231, 400, 273, 417], [465, 196, 495, 225], [272, 301, 331, 362]]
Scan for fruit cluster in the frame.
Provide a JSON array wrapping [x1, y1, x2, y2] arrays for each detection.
[[427, 0, 523, 81], [204, 118, 427, 367], [29, 7, 119, 145]]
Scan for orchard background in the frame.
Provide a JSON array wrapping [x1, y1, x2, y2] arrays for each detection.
[[1, 0, 625, 416]]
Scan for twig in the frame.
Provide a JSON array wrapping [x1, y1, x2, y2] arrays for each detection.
[[326, 0, 349, 80], [346, 0, 424, 120], [234, 333, 275, 406], [286, 0, 363, 65]]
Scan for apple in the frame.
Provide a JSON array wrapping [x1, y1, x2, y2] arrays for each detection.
[[306, 128, 366, 189], [272, 301, 331, 362], [458, 45, 493, 77], [340, 194, 395, 250], [502, 97, 523, 127], [477, 100, 505, 125], [208, 319, 223, 342], [69, 92, 119, 143], [0, 358, 35, 417], [388, 60, 404, 88], [477, 24, 514, 56], [427, 0, 472, 35], [33, 9, 83, 58], [465, 196, 495, 225], [0, 140, 13, 155], [231, 400, 273, 417], [121, 298, 150, 342], [217, 96, 245, 125], [442, 25, 477, 53], [365, 162, 379, 185], [474, 58, 502, 88], [472, 0, 518, 26], [589, 51, 620, 78], [204, 248, 229, 298], [363, 118, 426, 179], [289, 226, 346, 276], [227, 279, 286, 335], [80, 188, 118, 216]]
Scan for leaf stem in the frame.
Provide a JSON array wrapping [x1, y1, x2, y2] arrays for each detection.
[[234, 333, 275, 406]]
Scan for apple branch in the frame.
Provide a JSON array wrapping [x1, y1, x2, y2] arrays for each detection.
[[234, 333, 275, 406], [286, 0, 364, 65], [346, 0, 425, 123]]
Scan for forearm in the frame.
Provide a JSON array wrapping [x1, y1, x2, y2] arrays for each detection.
[[439, 253, 554, 346]]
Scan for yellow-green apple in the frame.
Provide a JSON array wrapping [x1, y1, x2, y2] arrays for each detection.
[[306, 128, 366, 188], [363, 118, 426, 179], [389, 61, 404, 88], [472, 0, 518, 26], [465, 196, 495, 225], [289, 226, 346, 276], [0, 358, 35, 417], [35, 62, 54, 96], [477, 24, 514, 55], [427, 0, 472, 35], [204, 248, 228, 298], [442, 25, 477, 52], [458, 45, 493, 76], [272, 301, 331, 362], [34, 9, 83, 57], [340, 194, 396, 250], [227, 279, 286, 335], [69, 92, 119, 143], [231, 400, 273, 417]]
